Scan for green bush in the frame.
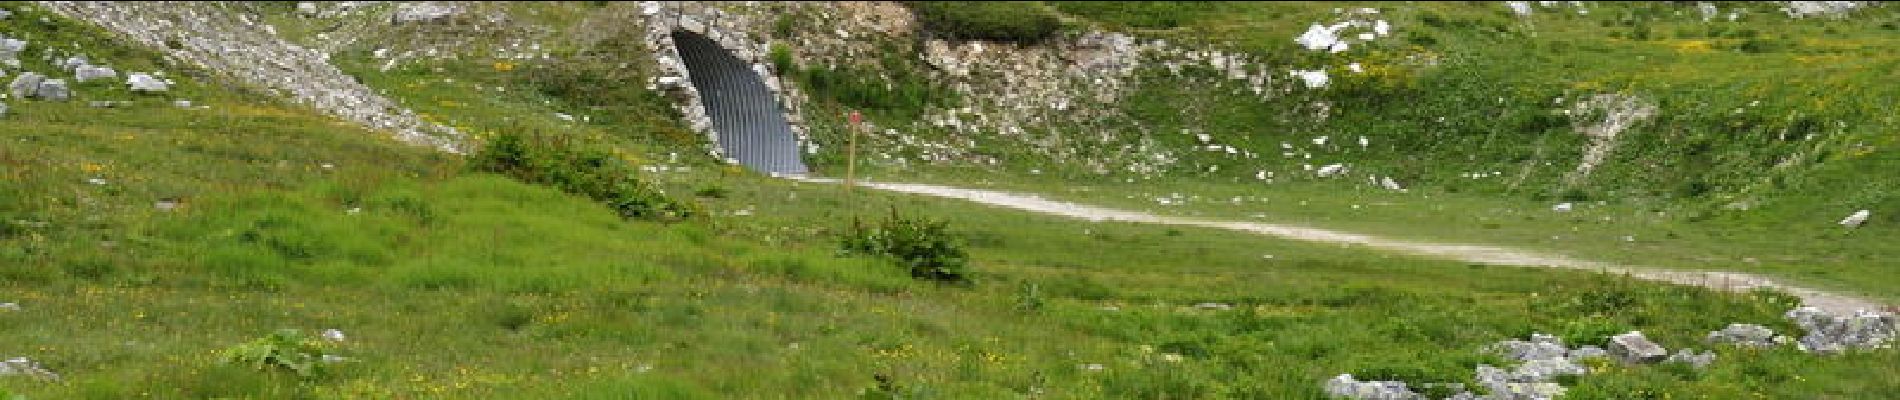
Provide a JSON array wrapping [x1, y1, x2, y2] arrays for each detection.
[[1559, 316, 1631, 346], [220, 329, 337, 378], [471, 130, 696, 221], [906, 1, 1061, 43], [840, 208, 969, 283], [768, 42, 795, 76]]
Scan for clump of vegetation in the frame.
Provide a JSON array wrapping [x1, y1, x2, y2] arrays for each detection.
[[792, 40, 957, 124], [840, 208, 969, 283], [220, 329, 339, 378], [471, 129, 697, 221], [905, 1, 1061, 43], [1048, 1, 1233, 30]]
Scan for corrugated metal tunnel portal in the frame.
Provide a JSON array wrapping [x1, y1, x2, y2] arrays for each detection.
[[671, 30, 809, 175]]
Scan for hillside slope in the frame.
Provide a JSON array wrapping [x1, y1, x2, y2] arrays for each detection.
[[3, 1, 1898, 399]]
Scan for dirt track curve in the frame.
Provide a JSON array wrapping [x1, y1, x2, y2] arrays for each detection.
[[795, 177, 1888, 315]]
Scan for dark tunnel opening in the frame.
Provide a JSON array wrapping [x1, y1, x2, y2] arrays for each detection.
[[671, 30, 809, 175]]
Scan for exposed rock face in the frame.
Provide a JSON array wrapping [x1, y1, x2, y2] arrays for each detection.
[[1783, 1, 1868, 18], [38, 1, 465, 153], [627, 2, 1295, 176], [1565, 94, 1656, 184], [391, 1, 459, 24]]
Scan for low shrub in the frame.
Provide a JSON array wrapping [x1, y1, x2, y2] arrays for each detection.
[[471, 130, 697, 221], [905, 1, 1060, 43], [220, 329, 339, 378], [840, 208, 970, 283]]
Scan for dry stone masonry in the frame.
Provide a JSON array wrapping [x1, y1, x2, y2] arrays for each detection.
[[636, 1, 813, 170]]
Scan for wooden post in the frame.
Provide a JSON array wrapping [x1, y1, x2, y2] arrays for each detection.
[[846, 110, 862, 202]]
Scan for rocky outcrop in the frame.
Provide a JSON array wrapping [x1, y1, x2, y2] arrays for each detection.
[[1564, 94, 1656, 185], [1787, 306, 1896, 353], [1325, 374, 1426, 400], [38, 1, 466, 153]]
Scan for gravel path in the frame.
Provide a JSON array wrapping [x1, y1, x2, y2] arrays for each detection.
[[797, 177, 1888, 314]]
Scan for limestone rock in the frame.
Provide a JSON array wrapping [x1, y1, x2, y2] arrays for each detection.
[[1665, 348, 1716, 369], [1323, 374, 1426, 400], [9, 71, 43, 98], [0, 101, 7, 117], [1608, 331, 1668, 364], [36, 78, 70, 101], [1488, 333, 1568, 362], [58, 55, 88, 72], [656, 75, 686, 91], [1474, 364, 1568, 400], [0, 37, 26, 61], [1193, 302, 1233, 311], [1706, 323, 1778, 348], [391, 2, 460, 24], [1839, 209, 1870, 228], [0, 357, 59, 381], [75, 65, 118, 82], [1787, 306, 1896, 353], [127, 73, 169, 92]]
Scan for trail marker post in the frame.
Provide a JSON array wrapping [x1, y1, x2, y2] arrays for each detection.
[[846, 110, 862, 202]]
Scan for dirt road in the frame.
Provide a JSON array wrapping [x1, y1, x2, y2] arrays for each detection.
[[797, 178, 1887, 314]]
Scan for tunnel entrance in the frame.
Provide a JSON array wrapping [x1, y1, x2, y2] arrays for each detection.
[[671, 30, 808, 175]]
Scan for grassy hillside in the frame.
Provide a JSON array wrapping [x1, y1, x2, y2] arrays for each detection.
[[4, 2, 1898, 399], [787, 2, 1900, 301]]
